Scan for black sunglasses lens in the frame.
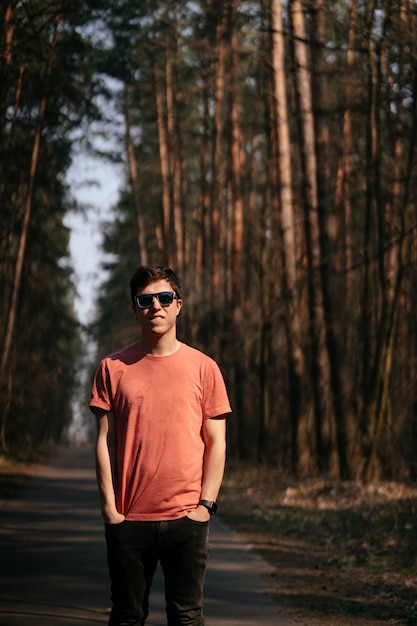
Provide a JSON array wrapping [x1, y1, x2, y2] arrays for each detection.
[[158, 293, 174, 305], [137, 294, 153, 308]]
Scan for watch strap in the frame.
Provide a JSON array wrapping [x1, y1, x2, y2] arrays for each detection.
[[198, 499, 217, 515]]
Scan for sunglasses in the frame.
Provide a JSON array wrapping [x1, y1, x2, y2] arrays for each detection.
[[135, 291, 177, 309]]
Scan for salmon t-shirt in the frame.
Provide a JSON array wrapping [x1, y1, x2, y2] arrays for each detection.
[[89, 342, 231, 521]]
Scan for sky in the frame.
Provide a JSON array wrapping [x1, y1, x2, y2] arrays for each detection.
[[65, 153, 122, 326]]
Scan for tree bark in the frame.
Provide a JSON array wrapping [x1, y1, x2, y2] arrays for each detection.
[[165, 12, 185, 276], [310, 0, 350, 478], [289, 0, 331, 473], [154, 50, 173, 265], [226, 0, 246, 458], [334, 0, 356, 324], [271, 0, 304, 472], [209, 2, 227, 342], [124, 82, 148, 266]]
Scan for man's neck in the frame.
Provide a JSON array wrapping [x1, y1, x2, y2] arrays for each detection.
[[139, 335, 181, 357]]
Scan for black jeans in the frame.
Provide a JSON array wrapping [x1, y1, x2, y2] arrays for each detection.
[[104, 516, 209, 626]]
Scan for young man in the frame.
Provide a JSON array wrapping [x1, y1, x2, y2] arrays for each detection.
[[89, 265, 231, 626]]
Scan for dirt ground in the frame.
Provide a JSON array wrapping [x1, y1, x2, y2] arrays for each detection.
[[1, 455, 417, 625], [220, 466, 417, 626], [0, 456, 42, 503]]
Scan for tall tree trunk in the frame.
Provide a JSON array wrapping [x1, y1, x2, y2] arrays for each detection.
[[258, 260, 273, 463], [165, 11, 185, 276], [271, 0, 304, 472], [154, 48, 173, 266], [227, 0, 246, 458], [209, 2, 227, 349], [289, 0, 331, 473], [124, 82, 148, 266], [334, 0, 356, 333], [359, 0, 379, 475], [310, 0, 350, 478], [257, 41, 281, 465], [194, 0, 213, 295], [228, 1, 244, 309], [331, 0, 357, 465], [1, 2, 15, 65]]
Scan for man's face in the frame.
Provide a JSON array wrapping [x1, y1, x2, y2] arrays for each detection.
[[133, 279, 182, 336]]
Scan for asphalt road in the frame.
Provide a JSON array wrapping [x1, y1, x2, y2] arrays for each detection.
[[0, 446, 294, 625]]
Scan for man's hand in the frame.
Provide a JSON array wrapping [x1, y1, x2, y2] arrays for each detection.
[[102, 507, 126, 525], [187, 504, 211, 522]]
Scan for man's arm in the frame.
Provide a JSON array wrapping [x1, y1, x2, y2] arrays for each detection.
[[94, 408, 125, 524], [188, 416, 226, 522]]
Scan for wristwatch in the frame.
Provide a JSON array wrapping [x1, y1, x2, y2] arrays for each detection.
[[198, 499, 218, 515]]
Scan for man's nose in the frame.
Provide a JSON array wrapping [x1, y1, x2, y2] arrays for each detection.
[[151, 295, 162, 309]]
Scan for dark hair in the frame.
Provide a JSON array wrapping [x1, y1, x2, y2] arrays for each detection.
[[130, 265, 182, 303]]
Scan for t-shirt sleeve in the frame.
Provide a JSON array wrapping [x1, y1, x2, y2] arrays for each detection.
[[88, 359, 112, 413], [202, 360, 232, 419]]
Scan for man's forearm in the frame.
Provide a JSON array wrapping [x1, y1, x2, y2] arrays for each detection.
[[95, 426, 124, 523], [200, 437, 226, 502]]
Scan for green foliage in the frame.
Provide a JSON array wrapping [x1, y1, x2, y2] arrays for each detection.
[[0, 0, 99, 456]]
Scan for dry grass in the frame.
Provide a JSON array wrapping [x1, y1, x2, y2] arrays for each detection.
[[220, 466, 417, 625]]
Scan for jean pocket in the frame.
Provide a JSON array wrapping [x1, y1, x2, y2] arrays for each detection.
[[185, 515, 209, 526], [104, 519, 127, 532]]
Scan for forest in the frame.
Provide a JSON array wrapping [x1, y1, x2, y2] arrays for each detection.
[[1, 0, 417, 483]]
